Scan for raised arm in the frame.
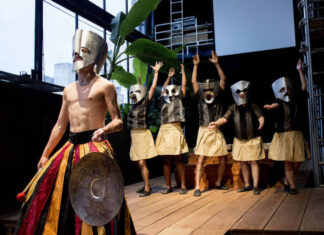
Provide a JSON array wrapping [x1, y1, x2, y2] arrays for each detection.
[[264, 103, 280, 110], [181, 64, 187, 97], [163, 67, 175, 87], [92, 82, 123, 142], [209, 51, 226, 90], [192, 53, 200, 94], [148, 61, 163, 101], [37, 89, 69, 170], [297, 59, 307, 91]]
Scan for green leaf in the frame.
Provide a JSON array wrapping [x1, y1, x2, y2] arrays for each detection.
[[110, 66, 137, 88], [120, 0, 161, 39], [173, 45, 185, 54], [125, 38, 182, 76], [110, 12, 126, 44], [133, 57, 148, 83]]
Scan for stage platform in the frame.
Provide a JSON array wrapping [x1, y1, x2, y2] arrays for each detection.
[[125, 176, 324, 235]]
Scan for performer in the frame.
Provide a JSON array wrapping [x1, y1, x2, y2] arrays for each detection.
[[192, 51, 228, 197], [264, 59, 309, 195], [209, 81, 265, 195], [15, 30, 136, 235], [155, 65, 189, 194], [128, 61, 163, 197]]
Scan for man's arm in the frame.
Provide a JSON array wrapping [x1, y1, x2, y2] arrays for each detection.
[[92, 82, 122, 142], [181, 64, 187, 97], [148, 61, 163, 101], [297, 59, 307, 91], [208, 117, 228, 129], [209, 51, 226, 90], [264, 103, 280, 110], [163, 67, 175, 87], [192, 53, 199, 94], [37, 89, 69, 170]]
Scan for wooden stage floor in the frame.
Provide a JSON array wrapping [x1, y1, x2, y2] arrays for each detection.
[[125, 176, 324, 235]]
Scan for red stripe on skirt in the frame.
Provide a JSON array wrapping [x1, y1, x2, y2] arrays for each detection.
[[17, 143, 72, 235], [89, 142, 99, 152]]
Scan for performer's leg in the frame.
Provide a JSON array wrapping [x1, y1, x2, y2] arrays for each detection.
[[163, 156, 172, 189], [216, 155, 226, 187], [194, 155, 206, 190], [284, 161, 297, 194], [251, 161, 259, 188], [137, 160, 150, 192], [174, 156, 187, 192], [241, 161, 250, 187]]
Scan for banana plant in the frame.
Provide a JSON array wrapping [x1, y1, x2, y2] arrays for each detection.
[[106, 0, 185, 88]]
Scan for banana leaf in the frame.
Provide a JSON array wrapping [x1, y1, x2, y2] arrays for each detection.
[[110, 12, 126, 44], [125, 38, 182, 76], [110, 66, 137, 88], [133, 57, 148, 85], [119, 0, 161, 39]]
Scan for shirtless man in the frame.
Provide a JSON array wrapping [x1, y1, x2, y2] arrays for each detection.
[[15, 30, 136, 235]]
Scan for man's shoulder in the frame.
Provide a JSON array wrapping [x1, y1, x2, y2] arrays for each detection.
[[64, 82, 77, 93], [96, 76, 114, 87]]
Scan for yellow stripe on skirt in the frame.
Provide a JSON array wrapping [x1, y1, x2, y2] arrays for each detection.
[[268, 130, 309, 162], [232, 137, 265, 161], [130, 128, 157, 161], [194, 126, 228, 157], [155, 122, 189, 155]]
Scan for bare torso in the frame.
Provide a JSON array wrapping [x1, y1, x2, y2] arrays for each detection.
[[65, 76, 108, 133]]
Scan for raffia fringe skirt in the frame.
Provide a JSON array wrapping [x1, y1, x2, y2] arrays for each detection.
[[130, 128, 157, 161], [232, 136, 265, 161], [155, 122, 189, 155], [268, 131, 309, 162], [15, 137, 136, 235], [194, 126, 228, 157]]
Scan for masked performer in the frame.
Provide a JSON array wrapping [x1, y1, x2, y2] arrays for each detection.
[[209, 81, 265, 195], [192, 51, 228, 197], [155, 65, 188, 194], [264, 59, 308, 195], [15, 30, 136, 235], [128, 62, 163, 197]]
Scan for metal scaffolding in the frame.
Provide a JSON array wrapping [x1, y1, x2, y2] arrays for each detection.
[[154, 0, 214, 61], [298, 0, 324, 187]]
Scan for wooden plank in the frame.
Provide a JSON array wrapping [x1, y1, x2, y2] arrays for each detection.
[[137, 190, 226, 235], [264, 188, 312, 232], [300, 188, 324, 232], [191, 188, 270, 235], [231, 182, 287, 232], [157, 190, 246, 234], [135, 190, 216, 227], [132, 189, 196, 222]]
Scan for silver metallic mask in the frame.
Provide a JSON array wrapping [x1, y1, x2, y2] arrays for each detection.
[[162, 85, 181, 103], [73, 29, 108, 73], [272, 77, 292, 102], [231, 80, 250, 106], [198, 79, 219, 104], [129, 84, 147, 104]]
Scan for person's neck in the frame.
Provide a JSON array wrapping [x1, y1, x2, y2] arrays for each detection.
[[78, 70, 97, 86]]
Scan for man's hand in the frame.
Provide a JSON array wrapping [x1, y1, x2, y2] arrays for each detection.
[[168, 67, 175, 77], [208, 122, 217, 130], [151, 61, 164, 73], [92, 128, 105, 142], [37, 156, 48, 170], [258, 117, 265, 130], [296, 59, 302, 71], [263, 104, 272, 110], [193, 53, 200, 65], [209, 51, 219, 64]]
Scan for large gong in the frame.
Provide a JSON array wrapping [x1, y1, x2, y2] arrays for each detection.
[[69, 152, 124, 226]]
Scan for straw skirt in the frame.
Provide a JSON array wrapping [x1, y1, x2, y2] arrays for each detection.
[[194, 126, 228, 157], [268, 130, 308, 162], [232, 137, 265, 161], [130, 128, 157, 161], [155, 122, 189, 155]]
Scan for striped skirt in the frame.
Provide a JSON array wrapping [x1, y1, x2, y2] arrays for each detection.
[[15, 130, 136, 235]]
